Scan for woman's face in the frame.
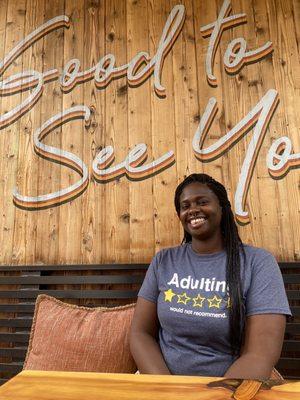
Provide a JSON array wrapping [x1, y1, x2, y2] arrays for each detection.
[[178, 182, 222, 242]]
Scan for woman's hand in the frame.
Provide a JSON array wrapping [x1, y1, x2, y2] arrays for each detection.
[[130, 297, 171, 374], [225, 314, 286, 379]]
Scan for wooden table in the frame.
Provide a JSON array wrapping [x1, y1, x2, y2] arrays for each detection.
[[1, 371, 300, 400]]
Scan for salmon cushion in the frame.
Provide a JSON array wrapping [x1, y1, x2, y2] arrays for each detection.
[[24, 295, 136, 373]]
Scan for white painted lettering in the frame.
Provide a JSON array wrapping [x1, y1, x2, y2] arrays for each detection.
[[267, 136, 300, 179], [13, 106, 90, 209], [192, 89, 279, 223]]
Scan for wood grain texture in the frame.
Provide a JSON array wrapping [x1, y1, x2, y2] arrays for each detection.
[[1, 371, 300, 400], [2, 0, 27, 265], [127, 0, 154, 262], [0, 0, 298, 264]]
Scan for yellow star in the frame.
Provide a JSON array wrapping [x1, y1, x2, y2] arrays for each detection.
[[207, 295, 222, 309], [177, 292, 191, 305], [164, 289, 176, 302], [192, 294, 206, 308]]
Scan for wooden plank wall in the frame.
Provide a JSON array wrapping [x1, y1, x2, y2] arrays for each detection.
[[0, 0, 299, 265]]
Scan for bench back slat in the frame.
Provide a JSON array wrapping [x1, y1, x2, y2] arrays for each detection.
[[0, 333, 30, 343], [0, 265, 148, 272], [0, 275, 145, 285], [0, 304, 35, 313], [277, 358, 300, 370], [290, 306, 300, 316], [0, 290, 140, 299], [0, 348, 27, 358], [0, 318, 33, 328], [282, 340, 300, 352]]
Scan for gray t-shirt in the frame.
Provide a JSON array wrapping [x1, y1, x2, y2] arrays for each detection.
[[138, 243, 291, 377]]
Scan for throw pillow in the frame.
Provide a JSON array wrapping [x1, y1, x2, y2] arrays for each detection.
[[24, 294, 136, 373]]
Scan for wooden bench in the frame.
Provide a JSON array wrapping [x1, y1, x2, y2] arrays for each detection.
[[0, 264, 147, 385], [0, 262, 299, 384]]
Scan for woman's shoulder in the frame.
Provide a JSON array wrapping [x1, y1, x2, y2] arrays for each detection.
[[242, 244, 274, 258], [151, 244, 189, 264], [154, 244, 188, 258], [241, 244, 278, 271]]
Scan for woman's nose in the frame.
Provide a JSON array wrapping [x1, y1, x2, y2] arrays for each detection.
[[188, 203, 200, 214]]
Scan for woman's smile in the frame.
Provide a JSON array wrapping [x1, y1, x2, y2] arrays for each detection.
[[188, 216, 207, 229]]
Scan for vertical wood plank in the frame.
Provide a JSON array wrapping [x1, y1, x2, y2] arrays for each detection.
[[171, 0, 200, 244], [0, 0, 9, 265], [81, 0, 102, 264], [127, 0, 154, 262], [91, 1, 106, 263], [102, 0, 130, 263], [34, 0, 64, 265], [192, 0, 227, 183], [263, 0, 300, 259], [58, 0, 85, 264], [13, 0, 46, 265], [149, 0, 178, 253], [1, 0, 26, 264]]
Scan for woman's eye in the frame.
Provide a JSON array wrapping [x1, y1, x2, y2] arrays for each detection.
[[180, 204, 189, 210]]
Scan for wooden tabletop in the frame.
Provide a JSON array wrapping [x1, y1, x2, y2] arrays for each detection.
[[1, 371, 300, 400]]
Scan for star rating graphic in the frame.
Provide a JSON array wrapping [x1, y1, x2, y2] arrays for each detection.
[[164, 289, 176, 302], [192, 294, 206, 308], [177, 292, 191, 305], [164, 287, 227, 311], [226, 297, 232, 308], [207, 295, 222, 309]]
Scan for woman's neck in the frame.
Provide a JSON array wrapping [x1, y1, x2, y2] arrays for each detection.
[[191, 235, 224, 254]]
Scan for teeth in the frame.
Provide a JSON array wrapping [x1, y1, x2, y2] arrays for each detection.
[[190, 218, 205, 226]]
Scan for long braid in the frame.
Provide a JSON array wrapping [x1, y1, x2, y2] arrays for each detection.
[[174, 174, 245, 355]]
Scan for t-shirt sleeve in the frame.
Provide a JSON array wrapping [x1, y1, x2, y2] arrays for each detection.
[[245, 251, 292, 317], [138, 252, 161, 303]]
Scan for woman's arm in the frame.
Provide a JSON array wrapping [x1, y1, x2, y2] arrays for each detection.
[[225, 314, 286, 379], [130, 297, 171, 374]]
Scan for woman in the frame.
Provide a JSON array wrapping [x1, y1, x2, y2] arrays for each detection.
[[130, 173, 291, 379]]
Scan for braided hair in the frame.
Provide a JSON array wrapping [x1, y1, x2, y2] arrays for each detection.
[[174, 173, 245, 356]]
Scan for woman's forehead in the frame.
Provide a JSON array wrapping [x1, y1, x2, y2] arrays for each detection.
[[179, 182, 217, 201]]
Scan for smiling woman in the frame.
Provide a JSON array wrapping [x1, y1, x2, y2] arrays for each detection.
[[130, 173, 291, 379]]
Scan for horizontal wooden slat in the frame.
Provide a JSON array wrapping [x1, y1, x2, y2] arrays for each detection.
[[0, 318, 32, 328], [0, 301, 140, 313], [283, 274, 300, 284], [280, 376, 300, 380], [0, 304, 35, 313], [286, 290, 300, 300], [0, 290, 139, 299], [0, 275, 144, 285], [0, 347, 27, 358], [285, 323, 300, 335], [279, 263, 300, 270], [0, 265, 148, 272], [0, 362, 23, 373], [0, 333, 30, 343], [290, 306, 300, 317], [277, 358, 300, 370], [282, 340, 300, 352]]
